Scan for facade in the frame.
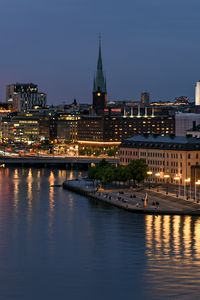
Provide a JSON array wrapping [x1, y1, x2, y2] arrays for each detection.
[[6, 83, 47, 112], [56, 113, 80, 142], [77, 116, 103, 141], [77, 114, 175, 142], [93, 39, 107, 115], [175, 113, 200, 136], [119, 135, 200, 184], [195, 81, 200, 106], [39, 115, 57, 141], [1, 113, 40, 143], [0, 111, 81, 143]]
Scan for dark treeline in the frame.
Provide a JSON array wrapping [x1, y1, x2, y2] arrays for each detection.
[[88, 159, 148, 185]]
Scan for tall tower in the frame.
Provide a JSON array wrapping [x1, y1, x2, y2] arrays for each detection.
[[195, 81, 200, 106], [141, 91, 150, 106], [93, 37, 107, 115]]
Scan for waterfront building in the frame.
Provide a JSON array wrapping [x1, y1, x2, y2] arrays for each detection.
[[0, 112, 40, 143], [175, 112, 200, 136], [93, 39, 107, 115], [77, 111, 175, 143], [39, 114, 57, 141], [6, 83, 47, 112], [56, 113, 80, 142], [119, 135, 200, 184], [0, 115, 13, 142]]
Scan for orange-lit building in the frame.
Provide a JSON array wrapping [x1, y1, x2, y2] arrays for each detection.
[[119, 135, 200, 185]]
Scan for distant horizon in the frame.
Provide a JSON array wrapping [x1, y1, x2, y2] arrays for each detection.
[[1, 81, 195, 105], [0, 0, 199, 104]]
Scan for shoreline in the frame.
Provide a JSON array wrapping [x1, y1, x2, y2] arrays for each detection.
[[62, 179, 200, 216]]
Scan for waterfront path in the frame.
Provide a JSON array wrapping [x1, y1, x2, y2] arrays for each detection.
[[62, 179, 200, 216]]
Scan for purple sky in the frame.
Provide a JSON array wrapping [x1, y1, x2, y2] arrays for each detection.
[[0, 0, 200, 104]]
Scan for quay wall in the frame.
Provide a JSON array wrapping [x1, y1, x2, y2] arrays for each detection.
[[62, 180, 200, 216]]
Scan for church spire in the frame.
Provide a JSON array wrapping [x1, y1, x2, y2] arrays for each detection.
[[97, 34, 103, 70], [93, 35, 107, 93], [92, 35, 107, 115]]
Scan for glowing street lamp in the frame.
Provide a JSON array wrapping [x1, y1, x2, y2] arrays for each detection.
[[164, 174, 170, 195], [195, 180, 200, 202], [184, 178, 191, 200], [155, 172, 160, 192], [147, 171, 153, 189], [174, 175, 180, 197]]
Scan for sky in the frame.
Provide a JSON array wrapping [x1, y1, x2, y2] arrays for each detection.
[[0, 0, 200, 104]]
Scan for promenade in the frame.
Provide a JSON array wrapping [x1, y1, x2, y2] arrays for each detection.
[[63, 179, 200, 216]]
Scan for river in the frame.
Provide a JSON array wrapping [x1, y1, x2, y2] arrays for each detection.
[[0, 167, 199, 300]]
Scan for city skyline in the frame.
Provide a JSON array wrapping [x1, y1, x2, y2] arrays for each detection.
[[1, 0, 200, 104]]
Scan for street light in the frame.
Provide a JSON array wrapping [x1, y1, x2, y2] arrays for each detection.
[[195, 180, 200, 202], [184, 178, 191, 200], [164, 174, 170, 195], [155, 172, 160, 192], [174, 176, 180, 197], [147, 171, 153, 190]]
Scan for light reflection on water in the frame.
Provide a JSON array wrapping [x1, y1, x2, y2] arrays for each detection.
[[145, 215, 200, 299], [0, 167, 200, 299]]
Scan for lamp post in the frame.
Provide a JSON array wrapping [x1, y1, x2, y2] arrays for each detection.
[[164, 174, 170, 195], [147, 171, 153, 190], [184, 178, 191, 200], [195, 180, 200, 202], [174, 176, 180, 197], [155, 172, 160, 192]]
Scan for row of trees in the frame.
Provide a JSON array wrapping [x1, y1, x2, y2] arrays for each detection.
[[88, 159, 148, 185]]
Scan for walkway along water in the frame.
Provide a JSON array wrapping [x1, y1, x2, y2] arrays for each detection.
[[62, 179, 200, 216]]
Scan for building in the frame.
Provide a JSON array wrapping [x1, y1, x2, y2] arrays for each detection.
[[186, 121, 200, 138], [78, 116, 103, 142], [119, 135, 200, 184], [77, 111, 175, 143], [175, 113, 200, 136], [1, 112, 40, 143], [56, 113, 80, 142], [141, 92, 150, 106], [174, 96, 189, 105], [6, 83, 47, 112], [93, 39, 107, 115], [195, 81, 200, 106]]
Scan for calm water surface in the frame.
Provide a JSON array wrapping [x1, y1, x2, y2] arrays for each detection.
[[0, 167, 200, 300]]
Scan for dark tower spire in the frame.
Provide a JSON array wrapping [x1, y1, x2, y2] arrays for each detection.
[[92, 36, 107, 115], [97, 34, 103, 70]]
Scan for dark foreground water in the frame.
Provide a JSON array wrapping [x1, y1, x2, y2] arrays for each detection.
[[0, 168, 200, 300]]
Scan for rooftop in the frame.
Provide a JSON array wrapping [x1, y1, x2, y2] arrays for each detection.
[[126, 135, 200, 144], [121, 135, 200, 150]]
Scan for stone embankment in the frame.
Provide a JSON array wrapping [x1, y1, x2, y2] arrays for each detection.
[[62, 179, 200, 216]]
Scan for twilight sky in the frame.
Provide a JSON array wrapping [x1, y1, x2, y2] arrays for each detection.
[[0, 0, 200, 104]]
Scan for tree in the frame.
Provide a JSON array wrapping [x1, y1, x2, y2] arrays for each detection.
[[114, 165, 131, 184], [98, 158, 110, 168], [127, 159, 148, 183]]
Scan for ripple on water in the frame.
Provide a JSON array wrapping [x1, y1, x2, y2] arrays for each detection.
[[0, 168, 199, 299]]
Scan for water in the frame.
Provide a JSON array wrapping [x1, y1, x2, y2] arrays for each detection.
[[0, 167, 200, 299]]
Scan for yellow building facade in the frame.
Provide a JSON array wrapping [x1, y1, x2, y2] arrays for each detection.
[[119, 135, 200, 185]]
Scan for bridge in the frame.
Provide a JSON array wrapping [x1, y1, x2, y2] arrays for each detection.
[[0, 156, 119, 168]]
